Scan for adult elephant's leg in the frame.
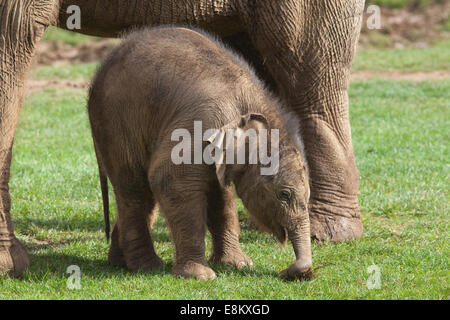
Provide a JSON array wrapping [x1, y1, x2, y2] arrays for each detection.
[[0, 143, 29, 276], [0, 0, 57, 276], [240, 0, 364, 241], [0, 20, 31, 277]]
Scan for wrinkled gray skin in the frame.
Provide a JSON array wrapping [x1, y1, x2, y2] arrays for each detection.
[[0, 0, 364, 277], [89, 27, 312, 280]]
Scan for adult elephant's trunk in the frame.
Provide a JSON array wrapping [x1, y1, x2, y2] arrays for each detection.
[[280, 215, 313, 280]]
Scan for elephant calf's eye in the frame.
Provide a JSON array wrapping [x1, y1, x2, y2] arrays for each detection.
[[278, 190, 291, 203]]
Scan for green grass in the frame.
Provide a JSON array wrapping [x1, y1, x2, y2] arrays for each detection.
[[352, 40, 450, 72], [30, 63, 99, 81], [0, 77, 448, 299], [439, 15, 450, 32], [42, 26, 98, 45], [3, 26, 450, 298]]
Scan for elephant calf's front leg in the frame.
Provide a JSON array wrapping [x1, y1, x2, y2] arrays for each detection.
[[157, 189, 216, 280], [207, 184, 252, 269]]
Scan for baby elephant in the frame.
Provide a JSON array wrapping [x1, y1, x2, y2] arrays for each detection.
[[88, 27, 312, 280]]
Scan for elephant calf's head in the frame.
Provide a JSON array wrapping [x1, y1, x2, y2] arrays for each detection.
[[210, 112, 313, 280]]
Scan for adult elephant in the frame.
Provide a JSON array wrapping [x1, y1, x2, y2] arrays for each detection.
[[0, 0, 365, 276]]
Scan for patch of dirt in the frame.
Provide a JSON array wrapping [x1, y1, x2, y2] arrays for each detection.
[[350, 70, 450, 81], [31, 38, 119, 68], [23, 238, 72, 252], [24, 79, 89, 95], [360, 2, 450, 48]]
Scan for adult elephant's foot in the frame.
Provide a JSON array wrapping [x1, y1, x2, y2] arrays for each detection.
[[0, 148, 30, 277], [309, 198, 363, 241], [0, 237, 30, 277], [173, 261, 216, 280], [307, 168, 363, 241], [301, 116, 363, 242]]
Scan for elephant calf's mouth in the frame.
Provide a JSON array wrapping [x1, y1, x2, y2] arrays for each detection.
[[275, 226, 288, 246]]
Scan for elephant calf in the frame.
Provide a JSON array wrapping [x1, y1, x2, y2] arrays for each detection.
[[88, 27, 312, 280]]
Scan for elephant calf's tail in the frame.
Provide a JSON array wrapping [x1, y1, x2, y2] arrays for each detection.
[[92, 137, 110, 242], [99, 167, 110, 242]]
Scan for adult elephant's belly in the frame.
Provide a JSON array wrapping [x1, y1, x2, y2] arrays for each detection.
[[57, 0, 243, 38]]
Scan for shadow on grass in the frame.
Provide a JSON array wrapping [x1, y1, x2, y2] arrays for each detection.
[[16, 215, 172, 243], [27, 251, 164, 280], [22, 250, 281, 282], [211, 262, 280, 279], [18, 213, 271, 245], [16, 215, 108, 234]]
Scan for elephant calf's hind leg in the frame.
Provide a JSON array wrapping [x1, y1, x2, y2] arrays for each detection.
[[112, 185, 164, 272]]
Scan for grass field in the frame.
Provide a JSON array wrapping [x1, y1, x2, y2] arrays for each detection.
[[29, 39, 450, 82], [367, 0, 448, 9], [0, 28, 448, 299]]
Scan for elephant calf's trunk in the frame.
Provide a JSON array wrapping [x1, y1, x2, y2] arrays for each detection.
[[280, 219, 313, 280]]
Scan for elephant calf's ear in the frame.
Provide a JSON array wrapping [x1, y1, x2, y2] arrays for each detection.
[[215, 160, 227, 188], [205, 113, 269, 188], [239, 113, 269, 130], [204, 129, 227, 188]]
